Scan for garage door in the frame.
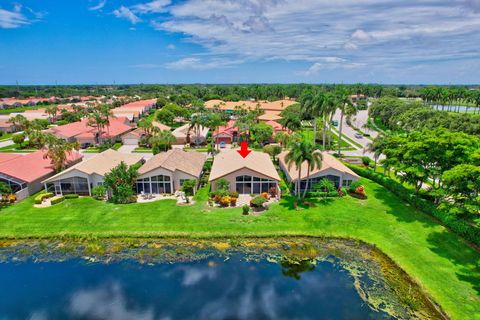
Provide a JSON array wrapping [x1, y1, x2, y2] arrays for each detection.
[[123, 138, 138, 145]]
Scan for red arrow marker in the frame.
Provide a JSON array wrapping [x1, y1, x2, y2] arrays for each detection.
[[237, 141, 252, 158]]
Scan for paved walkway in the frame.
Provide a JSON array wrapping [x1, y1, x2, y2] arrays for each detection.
[[118, 144, 138, 154]]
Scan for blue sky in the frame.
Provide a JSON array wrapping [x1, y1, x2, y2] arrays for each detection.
[[1, 0, 480, 85]]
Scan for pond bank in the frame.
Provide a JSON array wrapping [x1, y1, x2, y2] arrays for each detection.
[[0, 237, 447, 319]]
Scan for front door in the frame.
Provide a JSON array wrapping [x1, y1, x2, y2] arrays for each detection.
[[54, 184, 62, 195]]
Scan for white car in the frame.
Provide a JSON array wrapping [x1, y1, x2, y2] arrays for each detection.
[[354, 133, 363, 139]]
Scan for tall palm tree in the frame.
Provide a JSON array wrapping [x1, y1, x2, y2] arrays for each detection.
[[364, 134, 387, 171], [43, 134, 80, 172], [45, 105, 59, 123], [321, 93, 336, 150], [284, 137, 322, 199], [150, 130, 176, 154], [334, 89, 354, 156], [205, 112, 225, 157]]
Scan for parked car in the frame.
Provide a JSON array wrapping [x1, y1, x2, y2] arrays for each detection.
[[219, 141, 226, 148], [354, 133, 363, 139], [331, 120, 339, 126]]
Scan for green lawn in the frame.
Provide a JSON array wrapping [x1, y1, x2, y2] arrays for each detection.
[[0, 143, 37, 153], [301, 129, 357, 150], [83, 143, 122, 153], [0, 179, 478, 318]]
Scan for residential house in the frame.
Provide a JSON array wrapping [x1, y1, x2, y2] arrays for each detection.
[[172, 123, 209, 145], [209, 150, 280, 194], [204, 99, 297, 113], [0, 150, 82, 201], [121, 122, 172, 145], [278, 151, 360, 192], [42, 149, 143, 196], [0, 118, 16, 133], [212, 120, 239, 145], [46, 117, 133, 147], [136, 149, 206, 194]]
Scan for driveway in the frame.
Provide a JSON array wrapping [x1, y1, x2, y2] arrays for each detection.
[[0, 139, 15, 148], [118, 144, 137, 154], [350, 110, 379, 139]]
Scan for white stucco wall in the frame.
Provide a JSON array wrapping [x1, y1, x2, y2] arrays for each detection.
[[211, 167, 279, 193]]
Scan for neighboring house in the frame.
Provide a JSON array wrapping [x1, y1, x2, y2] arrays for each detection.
[[136, 149, 206, 194], [0, 150, 82, 201], [204, 99, 297, 113], [172, 123, 209, 145], [212, 120, 239, 145], [0, 118, 16, 133], [278, 151, 360, 192], [209, 150, 280, 194], [121, 122, 172, 146], [265, 120, 291, 137], [121, 128, 145, 145], [46, 117, 133, 147], [258, 110, 283, 122], [42, 149, 143, 196]]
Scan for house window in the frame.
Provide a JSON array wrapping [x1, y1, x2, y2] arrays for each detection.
[[136, 175, 172, 194], [343, 180, 353, 187], [235, 175, 277, 194], [47, 177, 89, 195], [299, 175, 341, 193]]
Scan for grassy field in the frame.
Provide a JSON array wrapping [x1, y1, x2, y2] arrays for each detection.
[[0, 178, 478, 319]]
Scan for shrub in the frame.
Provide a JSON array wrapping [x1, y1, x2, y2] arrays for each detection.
[[261, 192, 269, 200], [250, 195, 266, 208], [242, 204, 250, 215], [216, 178, 230, 191], [230, 197, 237, 206], [50, 196, 65, 205], [307, 191, 339, 198], [219, 196, 231, 207], [361, 156, 371, 167], [229, 191, 239, 198], [34, 192, 54, 204], [268, 186, 278, 198], [349, 180, 362, 193], [12, 133, 25, 146], [345, 163, 480, 246], [64, 194, 79, 199], [92, 185, 107, 200]]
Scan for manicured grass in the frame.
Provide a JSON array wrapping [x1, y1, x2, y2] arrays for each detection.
[[0, 133, 14, 142], [132, 147, 153, 153], [0, 105, 48, 114], [0, 143, 37, 153], [301, 129, 356, 150], [0, 179, 478, 319]]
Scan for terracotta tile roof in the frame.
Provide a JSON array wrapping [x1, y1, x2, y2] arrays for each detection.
[[205, 99, 297, 112], [209, 150, 280, 181], [139, 149, 206, 177], [265, 120, 291, 134], [213, 120, 237, 137], [47, 117, 132, 140], [0, 150, 82, 183], [278, 151, 360, 182], [0, 154, 22, 164], [152, 121, 171, 131], [42, 149, 143, 183], [259, 111, 283, 121]]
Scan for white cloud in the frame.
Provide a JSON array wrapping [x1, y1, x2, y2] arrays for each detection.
[[0, 6, 29, 28], [150, 0, 480, 75], [89, 0, 107, 11], [113, 6, 141, 24], [165, 57, 244, 70], [132, 0, 171, 14], [69, 282, 154, 320], [166, 44, 175, 49]]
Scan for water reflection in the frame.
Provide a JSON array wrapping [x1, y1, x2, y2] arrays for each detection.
[[0, 256, 393, 320], [280, 258, 316, 280]]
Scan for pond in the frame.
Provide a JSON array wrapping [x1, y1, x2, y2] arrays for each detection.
[[0, 238, 445, 320]]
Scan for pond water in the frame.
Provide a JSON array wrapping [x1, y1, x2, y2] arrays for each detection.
[[0, 238, 444, 320]]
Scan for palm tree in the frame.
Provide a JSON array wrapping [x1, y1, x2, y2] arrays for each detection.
[[335, 89, 354, 156], [138, 118, 154, 137], [43, 134, 80, 172], [45, 105, 59, 123], [205, 112, 225, 157], [364, 134, 387, 171], [274, 131, 290, 148], [150, 130, 176, 154], [284, 137, 322, 199], [7, 114, 28, 132], [322, 93, 336, 150], [87, 104, 112, 145]]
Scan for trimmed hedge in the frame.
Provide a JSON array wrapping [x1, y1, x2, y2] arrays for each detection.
[[50, 196, 65, 205], [64, 194, 79, 199], [307, 191, 339, 198], [345, 164, 480, 246], [34, 192, 54, 205]]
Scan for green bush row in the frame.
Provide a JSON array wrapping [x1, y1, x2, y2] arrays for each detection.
[[307, 191, 339, 198], [50, 196, 65, 205], [346, 164, 480, 246], [64, 194, 79, 199], [34, 192, 54, 204]]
